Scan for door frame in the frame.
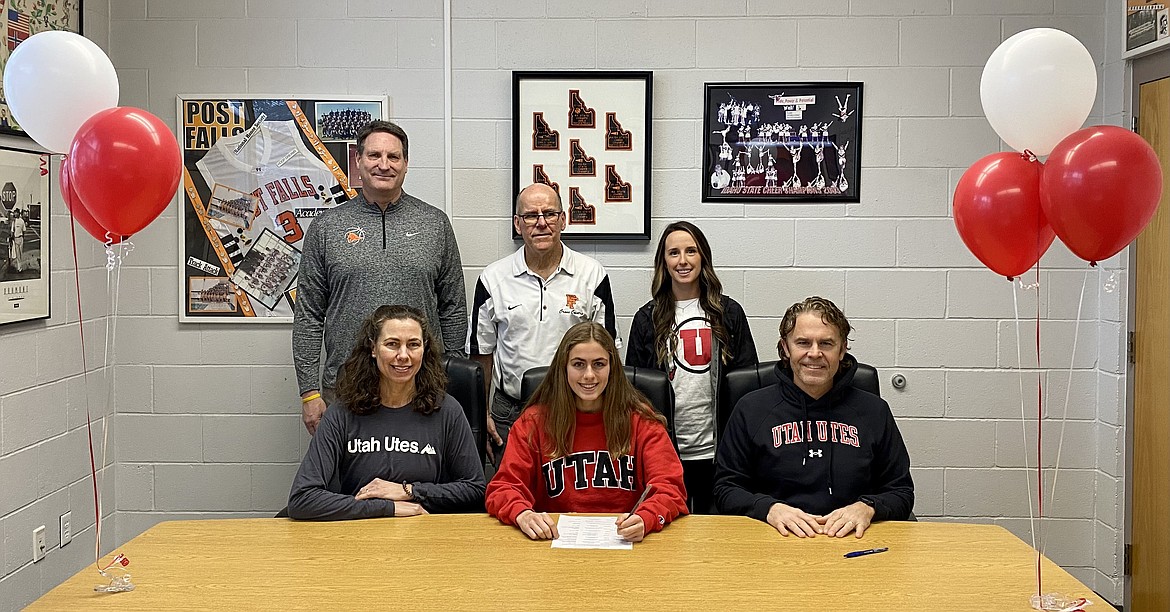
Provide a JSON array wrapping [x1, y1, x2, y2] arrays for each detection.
[[1127, 48, 1170, 611]]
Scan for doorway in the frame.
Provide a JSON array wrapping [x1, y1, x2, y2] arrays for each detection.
[[1129, 52, 1170, 612]]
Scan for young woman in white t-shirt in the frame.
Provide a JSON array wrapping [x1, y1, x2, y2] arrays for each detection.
[[626, 221, 758, 513]]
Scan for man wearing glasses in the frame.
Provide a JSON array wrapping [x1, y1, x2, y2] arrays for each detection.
[[468, 182, 619, 467]]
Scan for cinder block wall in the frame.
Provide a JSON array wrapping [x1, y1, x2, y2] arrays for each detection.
[[0, 4, 119, 609], [0, 0, 1127, 608]]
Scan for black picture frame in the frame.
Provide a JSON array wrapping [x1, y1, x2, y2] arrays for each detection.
[[0, 145, 51, 326], [701, 81, 862, 203], [512, 70, 652, 241], [0, 1, 85, 139]]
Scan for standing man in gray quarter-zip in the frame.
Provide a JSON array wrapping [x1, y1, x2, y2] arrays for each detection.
[[293, 120, 467, 436]]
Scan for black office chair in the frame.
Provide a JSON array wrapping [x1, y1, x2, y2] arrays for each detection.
[[276, 357, 488, 518], [519, 365, 675, 430], [724, 359, 880, 412], [442, 355, 488, 465]]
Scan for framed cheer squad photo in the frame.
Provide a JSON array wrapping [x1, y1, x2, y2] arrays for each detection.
[[701, 82, 862, 203], [512, 71, 652, 240]]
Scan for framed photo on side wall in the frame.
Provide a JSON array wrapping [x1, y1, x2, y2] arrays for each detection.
[[702, 82, 862, 203], [1125, 0, 1170, 58], [513, 71, 652, 240], [0, 0, 84, 139], [0, 146, 50, 325]]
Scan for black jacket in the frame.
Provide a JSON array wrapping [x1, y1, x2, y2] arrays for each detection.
[[625, 294, 758, 449], [713, 354, 914, 522]]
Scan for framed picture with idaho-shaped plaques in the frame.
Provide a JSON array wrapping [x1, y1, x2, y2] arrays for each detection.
[[176, 94, 387, 323], [512, 71, 652, 240]]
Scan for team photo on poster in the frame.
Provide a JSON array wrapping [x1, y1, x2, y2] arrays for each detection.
[[177, 96, 386, 322]]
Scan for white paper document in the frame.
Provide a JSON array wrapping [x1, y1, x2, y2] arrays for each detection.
[[551, 515, 633, 550]]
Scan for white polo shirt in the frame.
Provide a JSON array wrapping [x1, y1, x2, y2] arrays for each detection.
[[468, 244, 618, 399]]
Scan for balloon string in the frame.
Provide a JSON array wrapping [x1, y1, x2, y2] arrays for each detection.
[[1035, 265, 1043, 597], [1042, 270, 1088, 557], [98, 240, 127, 551], [68, 203, 105, 573], [1012, 284, 1038, 550]]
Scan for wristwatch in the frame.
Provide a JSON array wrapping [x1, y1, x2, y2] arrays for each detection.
[[858, 495, 877, 509]]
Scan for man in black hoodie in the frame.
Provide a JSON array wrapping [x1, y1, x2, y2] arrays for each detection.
[[714, 296, 913, 538]]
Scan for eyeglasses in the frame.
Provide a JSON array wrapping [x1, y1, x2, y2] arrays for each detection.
[[516, 210, 563, 226]]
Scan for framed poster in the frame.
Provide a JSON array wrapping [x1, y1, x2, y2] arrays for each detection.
[[177, 95, 387, 323], [0, 146, 49, 325], [1125, 0, 1170, 58], [512, 71, 652, 240], [701, 82, 862, 203], [0, 0, 83, 138]]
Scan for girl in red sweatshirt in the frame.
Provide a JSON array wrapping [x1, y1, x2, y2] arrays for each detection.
[[485, 322, 688, 542]]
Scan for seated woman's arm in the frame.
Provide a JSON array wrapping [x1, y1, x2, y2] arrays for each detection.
[[409, 397, 487, 513], [633, 415, 689, 534], [287, 407, 396, 521]]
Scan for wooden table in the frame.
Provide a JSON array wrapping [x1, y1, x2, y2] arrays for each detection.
[[28, 515, 1107, 611]]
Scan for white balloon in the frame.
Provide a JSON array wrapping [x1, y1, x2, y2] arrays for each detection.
[[3, 31, 119, 153], [980, 28, 1097, 156]]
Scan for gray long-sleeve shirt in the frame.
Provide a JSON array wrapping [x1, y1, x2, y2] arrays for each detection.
[[292, 192, 467, 394], [287, 394, 486, 520]]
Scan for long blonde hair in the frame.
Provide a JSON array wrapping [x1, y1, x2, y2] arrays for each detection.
[[527, 322, 665, 458]]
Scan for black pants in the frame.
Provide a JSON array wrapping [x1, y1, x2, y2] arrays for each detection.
[[681, 459, 716, 514]]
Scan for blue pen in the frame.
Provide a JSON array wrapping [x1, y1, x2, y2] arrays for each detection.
[[843, 547, 888, 558]]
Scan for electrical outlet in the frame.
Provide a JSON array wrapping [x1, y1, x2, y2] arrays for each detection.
[[32, 525, 46, 563], [60, 512, 72, 547]]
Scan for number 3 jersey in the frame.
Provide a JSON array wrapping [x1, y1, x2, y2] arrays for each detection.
[[196, 119, 346, 316]]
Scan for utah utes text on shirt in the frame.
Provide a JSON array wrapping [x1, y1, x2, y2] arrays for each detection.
[[347, 436, 437, 455], [772, 420, 860, 448], [541, 451, 636, 497]]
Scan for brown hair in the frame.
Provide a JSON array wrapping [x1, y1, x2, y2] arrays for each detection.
[[649, 221, 732, 367], [335, 304, 447, 415], [527, 322, 665, 458], [356, 119, 410, 160], [776, 296, 853, 370]]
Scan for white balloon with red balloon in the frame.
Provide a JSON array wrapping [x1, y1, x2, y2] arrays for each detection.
[[980, 28, 1096, 156], [2, 30, 119, 153]]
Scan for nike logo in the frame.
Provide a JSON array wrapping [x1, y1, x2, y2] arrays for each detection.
[[406, 231, 420, 237], [507, 304, 521, 311]]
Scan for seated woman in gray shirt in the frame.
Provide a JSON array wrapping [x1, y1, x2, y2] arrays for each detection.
[[288, 304, 486, 520]]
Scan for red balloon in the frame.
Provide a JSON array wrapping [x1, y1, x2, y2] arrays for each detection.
[[59, 157, 127, 245], [67, 107, 181, 236], [1041, 125, 1164, 264], [953, 152, 1055, 278]]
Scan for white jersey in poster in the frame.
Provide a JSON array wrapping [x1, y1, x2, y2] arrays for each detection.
[[196, 119, 344, 316]]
